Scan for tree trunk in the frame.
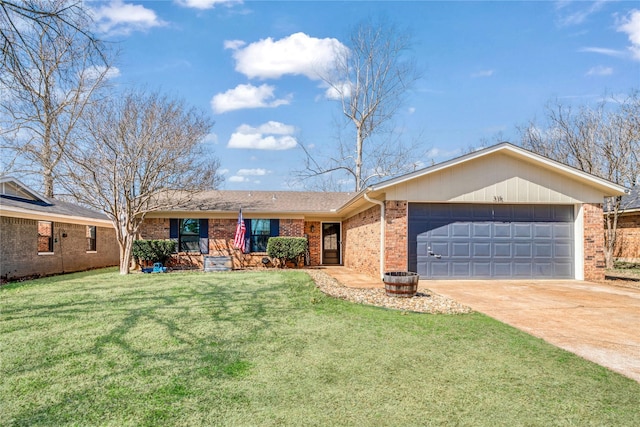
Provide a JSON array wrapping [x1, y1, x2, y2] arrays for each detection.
[[355, 125, 364, 192], [117, 232, 134, 274]]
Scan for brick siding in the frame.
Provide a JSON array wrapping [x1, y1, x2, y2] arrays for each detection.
[[343, 205, 381, 278], [613, 212, 640, 262], [583, 203, 606, 281], [0, 216, 119, 281], [384, 201, 408, 272], [139, 217, 311, 269]]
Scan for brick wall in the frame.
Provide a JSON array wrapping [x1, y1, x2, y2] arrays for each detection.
[[139, 217, 311, 269], [583, 203, 605, 281], [0, 216, 119, 281], [305, 221, 321, 266], [613, 212, 640, 262], [343, 205, 381, 278], [384, 201, 408, 272]]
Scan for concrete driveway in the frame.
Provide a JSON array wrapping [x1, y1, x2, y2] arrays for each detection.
[[425, 280, 640, 383]]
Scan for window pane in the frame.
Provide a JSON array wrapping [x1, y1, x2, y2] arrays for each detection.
[[38, 221, 53, 252], [180, 219, 200, 235], [180, 235, 200, 252], [87, 226, 96, 251], [251, 219, 270, 252], [179, 219, 200, 252]]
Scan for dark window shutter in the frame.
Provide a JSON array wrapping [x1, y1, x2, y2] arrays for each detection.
[[169, 219, 179, 252], [243, 219, 251, 253], [270, 219, 280, 237], [199, 219, 209, 254]]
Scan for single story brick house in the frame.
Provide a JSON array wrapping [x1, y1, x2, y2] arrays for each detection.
[[0, 177, 119, 281], [613, 186, 640, 262], [141, 143, 626, 281]]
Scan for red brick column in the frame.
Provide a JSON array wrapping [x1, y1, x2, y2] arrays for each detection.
[[304, 221, 321, 266], [384, 201, 408, 272], [583, 203, 605, 281]]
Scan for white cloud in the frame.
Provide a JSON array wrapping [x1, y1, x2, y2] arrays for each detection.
[[219, 168, 229, 175], [90, 0, 167, 36], [579, 47, 627, 58], [203, 133, 218, 145], [236, 168, 270, 176], [556, 0, 607, 27], [211, 84, 290, 113], [407, 107, 416, 114], [228, 32, 347, 80], [586, 65, 613, 76], [228, 176, 249, 182], [323, 81, 351, 100], [471, 69, 495, 78], [617, 9, 640, 60], [227, 121, 298, 150], [81, 65, 121, 80], [175, 0, 242, 10], [224, 39, 246, 50], [237, 121, 296, 135]]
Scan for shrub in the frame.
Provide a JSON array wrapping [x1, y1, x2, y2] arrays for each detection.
[[132, 240, 176, 265], [266, 237, 308, 268]]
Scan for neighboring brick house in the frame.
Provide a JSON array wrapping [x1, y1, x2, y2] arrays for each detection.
[[613, 186, 640, 262], [140, 143, 626, 282], [0, 177, 119, 281]]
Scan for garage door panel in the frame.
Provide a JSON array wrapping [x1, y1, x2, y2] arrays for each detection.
[[494, 243, 512, 257], [431, 263, 449, 277], [494, 223, 512, 237], [410, 203, 574, 279], [514, 263, 533, 277], [472, 223, 491, 237], [452, 262, 471, 277], [555, 243, 572, 257], [452, 223, 471, 238], [514, 223, 532, 238], [555, 263, 573, 276], [494, 263, 513, 276], [452, 242, 470, 257], [534, 224, 552, 238], [473, 262, 491, 276], [430, 224, 450, 237], [554, 224, 572, 238], [534, 243, 553, 257], [514, 243, 532, 257], [473, 242, 491, 257]]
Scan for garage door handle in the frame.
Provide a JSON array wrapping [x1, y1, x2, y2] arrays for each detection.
[[428, 248, 442, 259]]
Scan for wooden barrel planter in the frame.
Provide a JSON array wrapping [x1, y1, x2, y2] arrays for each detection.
[[383, 271, 419, 298]]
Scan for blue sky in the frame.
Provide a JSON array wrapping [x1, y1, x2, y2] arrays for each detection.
[[89, 0, 640, 191]]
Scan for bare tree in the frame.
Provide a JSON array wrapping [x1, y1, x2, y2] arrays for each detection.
[[0, 0, 113, 197], [518, 90, 640, 268], [61, 90, 222, 274], [298, 19, 423, 192]]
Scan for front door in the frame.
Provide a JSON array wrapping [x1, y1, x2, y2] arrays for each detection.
[[322, 223, 341, 265]]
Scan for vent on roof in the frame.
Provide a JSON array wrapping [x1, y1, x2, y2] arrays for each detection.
[[272, 194, 277, 201]]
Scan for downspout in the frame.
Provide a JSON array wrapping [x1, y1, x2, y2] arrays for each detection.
[[364, 189, 385, 280]]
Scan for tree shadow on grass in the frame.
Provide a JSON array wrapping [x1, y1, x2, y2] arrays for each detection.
[[3, 271, 309, 426]]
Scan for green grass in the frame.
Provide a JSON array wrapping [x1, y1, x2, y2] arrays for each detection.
[[2, 269, 639, 426], [609, 261, 640, 279]]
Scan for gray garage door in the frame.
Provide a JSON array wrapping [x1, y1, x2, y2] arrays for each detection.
[[408, 204, 574, 279]]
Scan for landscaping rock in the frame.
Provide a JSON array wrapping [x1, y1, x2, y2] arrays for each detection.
[[303, 269, 472, 314]]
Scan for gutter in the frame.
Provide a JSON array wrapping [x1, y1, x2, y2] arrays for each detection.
[[363, 189, 385, 280]]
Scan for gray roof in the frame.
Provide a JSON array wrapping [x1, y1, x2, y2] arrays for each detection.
[[0, 194, 110, 220], [621, 186, 640, 211], [174, 190, 354, 213]]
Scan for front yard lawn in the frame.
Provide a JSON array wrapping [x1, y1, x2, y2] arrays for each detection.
[[2, 269, 639, 426]]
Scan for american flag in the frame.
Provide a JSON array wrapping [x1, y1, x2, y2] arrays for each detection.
[[233, 209, 246, 252]]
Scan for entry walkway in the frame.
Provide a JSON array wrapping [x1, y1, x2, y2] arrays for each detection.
[[318, 267, 640, 382]]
